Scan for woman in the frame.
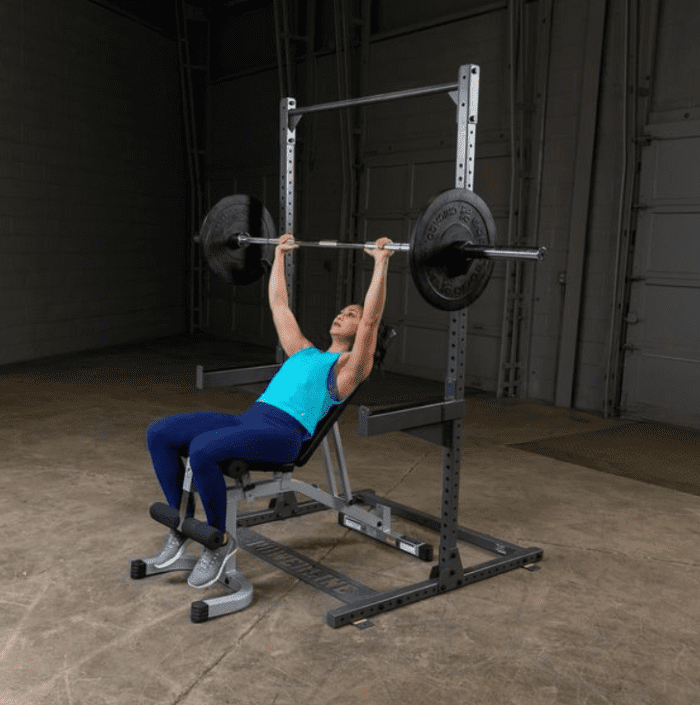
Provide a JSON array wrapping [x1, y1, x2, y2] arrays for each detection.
[[145, 233, 393, 589]]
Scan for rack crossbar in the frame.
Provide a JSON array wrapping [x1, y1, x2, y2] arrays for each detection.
[[289, 81, 459, 116]]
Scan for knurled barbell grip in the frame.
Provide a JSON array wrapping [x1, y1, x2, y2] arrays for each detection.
[[236, 233, 408, 252]]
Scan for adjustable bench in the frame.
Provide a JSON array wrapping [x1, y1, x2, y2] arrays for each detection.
[[131, 383, 433, 624], [132, 318, 542, 628]]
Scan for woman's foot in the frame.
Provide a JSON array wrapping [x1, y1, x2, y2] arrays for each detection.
[[153, 529, 188, 569], [187, 533, 237, 589]]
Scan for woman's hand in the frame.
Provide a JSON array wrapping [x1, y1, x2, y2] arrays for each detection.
[[365, 237, 394, 260], [275, 233, 300, 257]]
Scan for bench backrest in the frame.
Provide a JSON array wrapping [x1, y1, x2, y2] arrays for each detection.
[[292, 323, 397, 467], [293, 385, 363, 468]]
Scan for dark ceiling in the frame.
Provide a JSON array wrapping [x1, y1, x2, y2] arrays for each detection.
[[88, 0, 233, 37], [88, 0, 273, 37]]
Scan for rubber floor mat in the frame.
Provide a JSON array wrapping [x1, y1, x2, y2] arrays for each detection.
[[512, 422, 700, 496]]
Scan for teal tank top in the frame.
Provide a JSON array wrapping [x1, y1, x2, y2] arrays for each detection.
[[256, 347, 347, 435]]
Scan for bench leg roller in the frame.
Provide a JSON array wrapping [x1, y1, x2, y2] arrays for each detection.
[[181, 517, 226, 550], [149, 502, 180, 530]]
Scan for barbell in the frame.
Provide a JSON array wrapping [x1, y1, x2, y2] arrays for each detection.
[[196, 189, 546, 311], [236, 235, 544, 259]]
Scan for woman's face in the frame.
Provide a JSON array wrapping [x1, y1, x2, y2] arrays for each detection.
[[330, 305, 363, 339]]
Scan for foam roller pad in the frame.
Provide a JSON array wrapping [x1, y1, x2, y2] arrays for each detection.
[[149, 502, 180, 529], [181, 517, 226, 550]]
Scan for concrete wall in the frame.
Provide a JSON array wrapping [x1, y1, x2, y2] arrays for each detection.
[[571, 0, 626, 412], [525, 0, 586, 404], [0, 0, 188, 367]]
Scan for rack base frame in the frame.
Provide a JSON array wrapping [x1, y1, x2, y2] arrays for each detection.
[[235, 487, 543, 629]]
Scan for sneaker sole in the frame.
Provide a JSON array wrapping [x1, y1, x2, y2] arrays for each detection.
[[154, 541, 187, 570]]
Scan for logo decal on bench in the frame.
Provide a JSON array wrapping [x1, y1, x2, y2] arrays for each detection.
[[238, 528, 376, 603]]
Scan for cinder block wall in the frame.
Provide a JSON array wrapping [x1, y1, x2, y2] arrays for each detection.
[[0, 0, 188, 367]]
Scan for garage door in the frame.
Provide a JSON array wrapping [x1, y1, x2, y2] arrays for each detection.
[[619, 113, 700, 428]]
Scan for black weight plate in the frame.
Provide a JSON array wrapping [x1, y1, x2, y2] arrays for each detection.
[[409, 188, 496, 310], [200, 194, 276, 285]]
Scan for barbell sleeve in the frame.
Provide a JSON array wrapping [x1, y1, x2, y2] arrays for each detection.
[[458, 244, 547, 261], [235, 233, 545, 261]]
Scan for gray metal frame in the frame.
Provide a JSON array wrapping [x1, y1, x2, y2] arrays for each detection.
[[185, 65, 543, 627]]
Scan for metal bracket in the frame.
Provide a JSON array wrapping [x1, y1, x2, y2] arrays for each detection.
[[290, 113, 303, 131]]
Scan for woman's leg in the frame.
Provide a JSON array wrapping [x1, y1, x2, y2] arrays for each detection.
[[146, 412, 243, 515], [188, 405, 307, 533]]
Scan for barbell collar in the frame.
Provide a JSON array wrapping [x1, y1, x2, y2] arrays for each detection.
[[235, 233, 545, 261]]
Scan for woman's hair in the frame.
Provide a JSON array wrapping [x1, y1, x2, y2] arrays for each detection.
[[373, 321, 397, 375], [349, 317, 397, 375], [326, 304, 396, 372]]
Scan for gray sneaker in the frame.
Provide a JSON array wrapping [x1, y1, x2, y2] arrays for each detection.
[[153, 529, 188, 569], [187, 537, 237, 589]]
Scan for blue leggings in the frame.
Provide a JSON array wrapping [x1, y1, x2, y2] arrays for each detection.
[[146, 402, 310, 532]]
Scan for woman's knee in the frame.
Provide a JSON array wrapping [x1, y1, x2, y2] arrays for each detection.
[[146, 416, 186, 454], [146, 419, 167, 448]]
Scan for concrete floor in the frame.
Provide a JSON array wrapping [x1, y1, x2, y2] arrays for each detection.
[[1, 334, 699, 705]]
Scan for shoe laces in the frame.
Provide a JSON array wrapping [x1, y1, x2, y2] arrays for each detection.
[[200, 548, 216, 569]]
